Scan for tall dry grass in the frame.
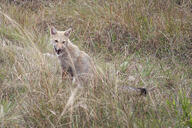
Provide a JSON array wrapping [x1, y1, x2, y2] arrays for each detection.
[[0, 0, 192, 127]]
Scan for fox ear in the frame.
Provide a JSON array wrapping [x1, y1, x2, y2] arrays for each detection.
[[64, 28, 72, 37], [50, 26, 57, 35]]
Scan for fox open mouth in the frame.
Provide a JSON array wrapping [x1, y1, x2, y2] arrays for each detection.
[[55, 48, 62, 55]]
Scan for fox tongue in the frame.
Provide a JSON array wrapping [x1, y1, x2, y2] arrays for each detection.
[[57, 50, 62, 55], [55, 48, 62, 55]]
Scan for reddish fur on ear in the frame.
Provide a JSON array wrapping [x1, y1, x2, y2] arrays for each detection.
[[50, 26, 57, 35], [64, 28, 72, 37]]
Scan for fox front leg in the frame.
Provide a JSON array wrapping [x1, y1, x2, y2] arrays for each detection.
[[62, 67, 74, 81], [62, 70, 69, 80]]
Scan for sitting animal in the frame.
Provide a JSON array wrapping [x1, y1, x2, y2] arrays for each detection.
[[49, 26, 147, 95], [50, 26, 95, 85]]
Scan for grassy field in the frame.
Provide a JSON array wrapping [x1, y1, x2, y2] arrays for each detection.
[[0, 0, 192, 127]]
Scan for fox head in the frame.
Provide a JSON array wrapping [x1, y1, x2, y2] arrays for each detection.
[[50, 26, 72, 56]]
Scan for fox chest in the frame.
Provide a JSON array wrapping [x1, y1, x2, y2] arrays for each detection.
[[58, 56, 72, 69], [58, 56, 73, 77]]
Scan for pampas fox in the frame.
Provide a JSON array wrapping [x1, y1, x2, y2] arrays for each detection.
[[49, 26, 147, 95], [50, 26, 94, 84]]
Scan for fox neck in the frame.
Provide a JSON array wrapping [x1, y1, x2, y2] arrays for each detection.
[[58, 40, 80, 61]]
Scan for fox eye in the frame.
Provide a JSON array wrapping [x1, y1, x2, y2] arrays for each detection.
[[62, 41, 65, 44], [55, 40, 58, 43]]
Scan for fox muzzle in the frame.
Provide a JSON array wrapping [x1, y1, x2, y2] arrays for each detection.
[[54, 46, 62, 55]]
